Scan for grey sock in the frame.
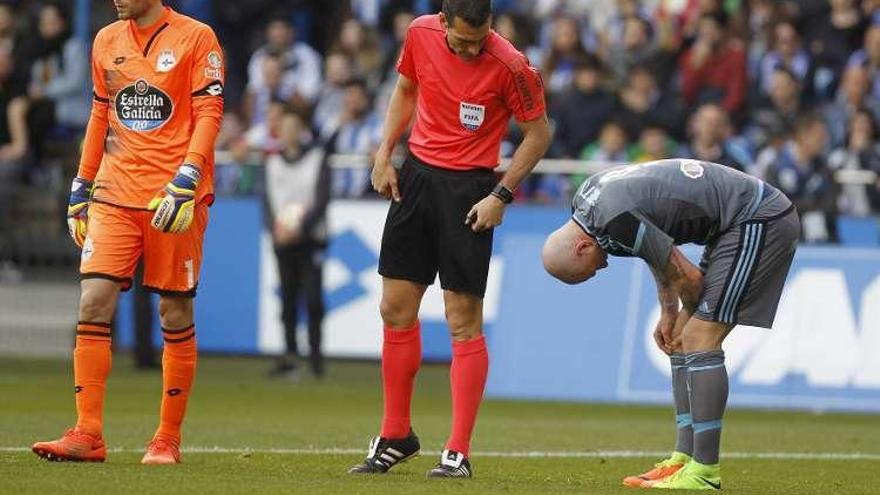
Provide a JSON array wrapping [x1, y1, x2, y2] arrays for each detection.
[[671, 354, 693, 457], [686, 350, 728, 465]]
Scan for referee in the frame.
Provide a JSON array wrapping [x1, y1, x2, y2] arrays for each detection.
[[349, 0, 551, 479]]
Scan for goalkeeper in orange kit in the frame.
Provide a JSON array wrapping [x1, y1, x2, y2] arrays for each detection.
[[32, 0, 223, 464]]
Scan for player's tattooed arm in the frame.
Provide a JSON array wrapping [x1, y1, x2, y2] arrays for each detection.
[[650, 263, 681, 355], [660, 247, 704, 313], [650, 248, 704, 354]]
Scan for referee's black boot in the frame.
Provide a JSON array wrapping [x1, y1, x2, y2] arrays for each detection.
[[427, 449, 473, 478], [348, 430, 420, 474]]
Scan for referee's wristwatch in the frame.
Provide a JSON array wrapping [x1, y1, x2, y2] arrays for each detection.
[[491, 184, 514, 204]]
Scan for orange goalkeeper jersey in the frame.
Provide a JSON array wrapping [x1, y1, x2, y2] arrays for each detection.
[[82, 7, 224, 209]]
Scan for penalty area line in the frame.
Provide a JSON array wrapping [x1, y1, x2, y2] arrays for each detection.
[[3, 446, 880, 460]]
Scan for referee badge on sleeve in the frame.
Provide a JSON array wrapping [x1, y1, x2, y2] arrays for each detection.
[[459, 102, 485, 131]]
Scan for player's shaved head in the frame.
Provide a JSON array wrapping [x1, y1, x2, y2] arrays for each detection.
[[543, 220, 608, 284]]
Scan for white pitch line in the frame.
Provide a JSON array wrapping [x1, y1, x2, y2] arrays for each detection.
[[3, 446, 880, 460]]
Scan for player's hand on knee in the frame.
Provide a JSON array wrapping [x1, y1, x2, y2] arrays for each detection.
[[148, 164, 200, 234], [67, 177, 93, 248], [465, 194, 505, 232], [653, 311, 677, 355]]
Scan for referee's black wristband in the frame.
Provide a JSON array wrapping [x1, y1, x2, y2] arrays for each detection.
[[491, 184, 514, 204]]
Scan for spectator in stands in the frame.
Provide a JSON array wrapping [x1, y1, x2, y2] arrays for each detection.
[[865, 0, 880, 22], [746, 67, 805, 151], [615, 64, 682, 140], [758, 20, 815, 99], [326, 78, 382, 198], [568, 121, 633, 193], [823, 65, 880, 147], [378, 10, 415, 85], [332, 19, 382, 88], [679, 103, 751, 172], [676, 0, 727, 44], [550, 54, 614, 159], [603, 16, 660, 88], [679, 11, 748, 115], [244, 53, 301, 128], [216, 138, 262, 197], [313, 52, 354, 139], [0, 49, 27, 182], [543, 16, 590, 94], [804, 0, 866, 98], [26, 3, 89, 134], [215, 112, 245, 152], [264, 108, 329, 379], [599, 0, 650, 49], [758, 113, 838, 242], [246, 99, 286, 155], [745, 0, 781, 76], [828, 108, 880, 215], [535, 0, 595, 26], [0, 3, 24, 83], [247, 16, 322, 106], [631, 124, 677, 163], [580, 120, 632, 163], [847, 24, 880, 99], [0, 4, 13, 55]]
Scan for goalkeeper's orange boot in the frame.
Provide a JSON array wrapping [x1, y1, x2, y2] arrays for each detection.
[[141, 437, 181, 465], [622, 452, 690, 488], [32, 428, 106, 462]]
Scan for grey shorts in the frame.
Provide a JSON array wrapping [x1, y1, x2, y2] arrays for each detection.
[[693, 199, 800, 328]]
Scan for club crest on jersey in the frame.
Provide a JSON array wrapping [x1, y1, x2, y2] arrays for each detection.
[[680, 160, 705, 179], [156, 49, 176, 72], [116, 79, 173, 132], [459, 102, 485, 131], [81, 237, 94, 261]]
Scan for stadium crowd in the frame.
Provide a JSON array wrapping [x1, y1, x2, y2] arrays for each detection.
[[3, 0, 880, 247]]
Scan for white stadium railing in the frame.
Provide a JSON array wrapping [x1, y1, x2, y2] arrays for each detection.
[[214, 151, 879, 186]]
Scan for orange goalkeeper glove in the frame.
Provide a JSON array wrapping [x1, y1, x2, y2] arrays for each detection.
[[67, 177, 93, 248], [148, 164, 201, 234]]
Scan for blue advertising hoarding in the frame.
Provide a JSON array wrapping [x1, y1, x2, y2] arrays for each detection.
[[116, 198, 880, 412]]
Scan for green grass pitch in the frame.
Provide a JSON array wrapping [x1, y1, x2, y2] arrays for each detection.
[[1, 356, 878, 494]]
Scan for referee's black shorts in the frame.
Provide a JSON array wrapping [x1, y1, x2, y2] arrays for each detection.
[[378, 153, 496, 298]]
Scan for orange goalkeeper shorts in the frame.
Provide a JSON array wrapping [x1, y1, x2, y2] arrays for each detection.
[[79, 201, 209, 297]]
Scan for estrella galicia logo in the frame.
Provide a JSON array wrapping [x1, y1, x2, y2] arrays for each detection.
[[166, 388, 182, 396], [115, 79, 173, 131]]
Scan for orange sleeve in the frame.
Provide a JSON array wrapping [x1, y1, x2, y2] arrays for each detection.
[[184, 98, 222, 169], [184, 26, 224, 170], [77, 34, 110, 180], [77, 99, 110, 180]]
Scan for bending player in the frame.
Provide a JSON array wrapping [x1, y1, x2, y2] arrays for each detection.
[[32, 0, 223, 464], [542, 159, 799, 490]]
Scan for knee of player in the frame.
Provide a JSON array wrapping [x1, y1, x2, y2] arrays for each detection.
[[78, 287, 117, 322], [680, 320, 729, 353], [379, 297, 417, 329], [444, 310, 482, 341], [158, 297, 194, 329]]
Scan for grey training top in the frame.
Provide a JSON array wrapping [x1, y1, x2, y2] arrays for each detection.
[[571, 159, 787, 270]]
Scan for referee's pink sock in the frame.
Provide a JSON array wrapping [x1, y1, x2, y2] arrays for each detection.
[[380, 322, 422, 439], [446, 335, 489, 457]]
